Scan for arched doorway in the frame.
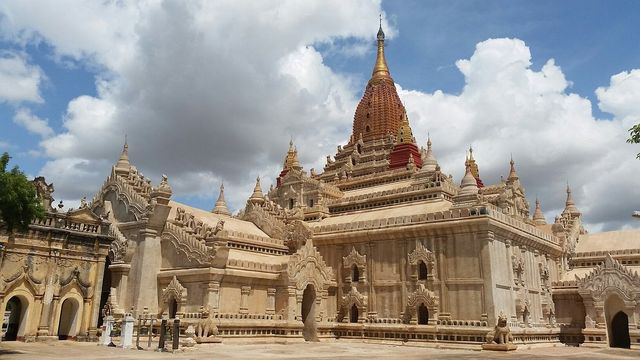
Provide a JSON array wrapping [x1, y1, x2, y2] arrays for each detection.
[[418, 303, 429, 325], [97, 256, 111, 327], [58, 298, 80, 340], [168, 298, 178, 319], [301, 284, 318, 341], [3, 296, 23, 341], [610, 311, 630, 348], [350, 304, 359, 323]]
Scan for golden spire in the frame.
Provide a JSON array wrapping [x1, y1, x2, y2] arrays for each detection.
[[466, 146, 480, 179], [396, 113, 415, 143], [212, 183, 231, 216], [283, 140, 302, 171], [371, 15, 391, 82]]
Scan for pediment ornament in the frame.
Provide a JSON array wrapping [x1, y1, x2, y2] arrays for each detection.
[[576, 253, 640, 301]]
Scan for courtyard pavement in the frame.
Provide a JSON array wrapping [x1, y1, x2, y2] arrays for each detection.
[[0, 340, 638, 359]]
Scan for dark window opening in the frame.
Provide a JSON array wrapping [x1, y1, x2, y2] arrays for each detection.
[[350, 304, 359, 323], [289, 198, 294, 210], [352, 265, 360, 282], [418, 261, 428, 280], [418, 304, 429, 325], [309, 199, 314, 207], [365, 125, 370, 133]]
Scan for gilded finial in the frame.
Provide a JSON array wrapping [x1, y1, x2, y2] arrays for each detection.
[[372, 15, 390, 81]]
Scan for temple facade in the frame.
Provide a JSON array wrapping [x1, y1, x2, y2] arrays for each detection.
[[1, 24, 638, 349]]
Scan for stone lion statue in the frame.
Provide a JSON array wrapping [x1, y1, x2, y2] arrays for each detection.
[[486, 313, 513, 344], [195, 307, 219, 339]]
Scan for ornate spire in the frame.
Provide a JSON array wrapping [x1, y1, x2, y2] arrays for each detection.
[[396, 113, 415, 144], [212, 183, 231, 216], [115, 137, 131, 173], [249, 176, 265, 205], [283, 140, 302, 172], [372, 16, 390, 82], [508, 155, 519, 181], [533, 198, 546, 225], [459, 163, 479, 196], [563, 183, 580, 216], [420, 134, 438, 172], [464, 146, 484, 187]]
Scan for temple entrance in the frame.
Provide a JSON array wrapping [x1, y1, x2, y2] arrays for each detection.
[[58, 298, 80, 340], [418, 303, 429, 325], [610, 311, 630, 348], [168, 298, 178, 318], [3, 296, 23, 341], [301, 284, 318, 341], [350, 304, 358, 323], [97, 256, 111, 327]]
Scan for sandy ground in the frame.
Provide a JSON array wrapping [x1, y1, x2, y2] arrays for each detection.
[[0, 340, 639, 359]]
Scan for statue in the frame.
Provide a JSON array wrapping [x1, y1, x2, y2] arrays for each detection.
[[213, 220, 225, 235], [195, 307, 221, 343], [482, 312, 517, 351], [175, 207, 186, 225]]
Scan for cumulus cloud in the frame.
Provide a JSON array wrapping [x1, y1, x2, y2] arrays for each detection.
[[13, 107, 53, 138], [1, 2, 638, 231], [0, 0, 388, 208], [399, 38, 640, 231], [0, 51, 43, 103]]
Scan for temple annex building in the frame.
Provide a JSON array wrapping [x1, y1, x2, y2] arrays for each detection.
[[1, 24, 639, 350]]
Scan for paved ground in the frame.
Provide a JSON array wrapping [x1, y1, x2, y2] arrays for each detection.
[[0, 340, 638, 359]]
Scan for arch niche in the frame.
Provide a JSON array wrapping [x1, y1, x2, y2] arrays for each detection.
[[301, 284, 318, 341], [287, 239, 334, 342], [3, 296, 28, 341], [57, 297, 81, 340]]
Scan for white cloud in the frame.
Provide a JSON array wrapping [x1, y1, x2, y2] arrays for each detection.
[[0, 0, 388, 211], [13, 107, 53, 138], [398, 38, 640, 231], [0, 51, 43, 103], [2, 2, 638, 231]]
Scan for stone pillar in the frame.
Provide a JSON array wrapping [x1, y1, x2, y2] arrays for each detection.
[[47, 296, 61, 335], [594, 302, 606, 329], [319, 290, 328, 322], [89, 257, 107, 338], [240, 286, 251, 314], [367, 241, 377, 319], [295, 293, 304, 321], [132, 228, 162, 313], [266, 288, 276, 315], [100, 315, 114, 346], [119, 314, 134, 348], [36, 295, 52, 338], [203, 281, 220, 313], [286, 286, 298, 321], [79, 298, 92, 337], [109, 263, 131, 311]]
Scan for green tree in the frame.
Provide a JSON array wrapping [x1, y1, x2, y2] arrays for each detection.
[[0, 152, 45, 232], [628, 124, 640, 159]]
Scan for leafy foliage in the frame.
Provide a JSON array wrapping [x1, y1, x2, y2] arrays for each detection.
[[628, 124, 640, 159], [0, 152, 45, 232]]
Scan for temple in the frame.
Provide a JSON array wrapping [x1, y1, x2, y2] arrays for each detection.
[[1, 23, 639, 350]]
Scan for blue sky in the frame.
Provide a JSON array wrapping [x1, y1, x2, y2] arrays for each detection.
[[0, 1, 639, 231]]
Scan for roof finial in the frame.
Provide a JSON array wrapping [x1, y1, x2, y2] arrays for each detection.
[[508, 155, 518, 181], [533, 197, 546, 225], [372, 15, 390, 81], [212, 182, 231, 216], [115, 135, 131, 173], [249, 176, 265, 205]]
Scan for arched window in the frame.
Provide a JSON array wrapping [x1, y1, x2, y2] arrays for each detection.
[[357, 144, 362, 154], [351, 265, 360, 283], [289, 198, 294, 210], [418, 260, 428, 280], [350, 304, 359, 323], [351, 158, 356, 166], [169, 298, 178, 318], [365, 125, 370, 133]]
